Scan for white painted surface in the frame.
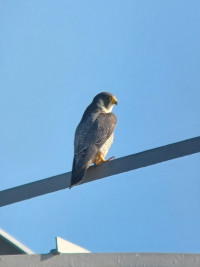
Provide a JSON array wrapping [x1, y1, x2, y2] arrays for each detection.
[[56, 237, 90, 253], [0, 229, 34, 255]]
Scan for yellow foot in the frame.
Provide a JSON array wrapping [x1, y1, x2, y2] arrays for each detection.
[[93, 153, 105, 165], [93, 153, 115, 165]]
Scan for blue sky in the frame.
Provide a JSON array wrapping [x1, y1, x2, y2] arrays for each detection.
[[0, 0, 200, 253]]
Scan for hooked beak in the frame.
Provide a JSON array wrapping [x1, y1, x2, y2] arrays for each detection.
[[112, 96, 118, 105]]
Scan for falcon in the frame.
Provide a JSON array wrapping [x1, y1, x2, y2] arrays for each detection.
[[70, 92, 118, 188]]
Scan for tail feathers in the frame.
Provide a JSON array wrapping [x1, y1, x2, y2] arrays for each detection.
[[70, 167, 87, 189]]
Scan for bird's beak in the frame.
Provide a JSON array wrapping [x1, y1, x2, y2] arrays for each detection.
[[112, 96, 118, 105]]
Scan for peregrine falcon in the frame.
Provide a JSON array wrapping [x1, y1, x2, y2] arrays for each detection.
[[70, 92, 118, 188]]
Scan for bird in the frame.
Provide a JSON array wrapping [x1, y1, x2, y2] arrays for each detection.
[[70, 92, 118, 188]]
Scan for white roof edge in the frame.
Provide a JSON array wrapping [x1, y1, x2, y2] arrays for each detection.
[[56, 237, 91, 253], [0, 229, 34, 254]]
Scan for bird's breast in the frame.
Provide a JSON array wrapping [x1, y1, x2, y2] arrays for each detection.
[[99, 133, 114, 157]]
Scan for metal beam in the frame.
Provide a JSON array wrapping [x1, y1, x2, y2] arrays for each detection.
[[1, 253, 200, 267], [0, 136, 199, 207]]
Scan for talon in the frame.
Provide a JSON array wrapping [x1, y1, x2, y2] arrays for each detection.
[[93, 153, 115, 165], [106, 156, 115, 161]]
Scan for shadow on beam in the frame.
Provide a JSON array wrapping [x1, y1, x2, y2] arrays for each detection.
[[0, 136, 200, 207], [1, 253, 200, 267]]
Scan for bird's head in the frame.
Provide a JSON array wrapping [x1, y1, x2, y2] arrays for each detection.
[[93, 92, 118, 113]]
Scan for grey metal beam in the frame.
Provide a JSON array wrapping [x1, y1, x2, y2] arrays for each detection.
[[1, 253, 200, 267], [0, 136, 199, 207]]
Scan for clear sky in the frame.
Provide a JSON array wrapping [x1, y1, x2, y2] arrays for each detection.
[[0, 0, 200, 254]]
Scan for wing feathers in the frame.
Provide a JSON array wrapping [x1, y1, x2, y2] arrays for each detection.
[[70, 112, 117, 187]]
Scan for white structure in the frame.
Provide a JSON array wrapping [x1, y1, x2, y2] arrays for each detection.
[[56, 237, 90, 253], [0, 229, 34, 255]]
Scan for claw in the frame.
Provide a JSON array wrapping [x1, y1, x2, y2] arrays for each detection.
[[106, 156, 115, 161], [93, 153, 115, 165]]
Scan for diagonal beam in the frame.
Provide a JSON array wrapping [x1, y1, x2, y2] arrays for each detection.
[[0, 136, 200, 207]]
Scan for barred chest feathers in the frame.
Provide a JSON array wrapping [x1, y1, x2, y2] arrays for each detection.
[[99, 133, 114, 157]]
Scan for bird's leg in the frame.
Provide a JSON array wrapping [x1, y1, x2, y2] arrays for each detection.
[[93, 153, 115, 165], [93, 153, 105, 165]]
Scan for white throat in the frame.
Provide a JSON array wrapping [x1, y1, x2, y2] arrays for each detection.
[[97, 99, 114, 113]]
